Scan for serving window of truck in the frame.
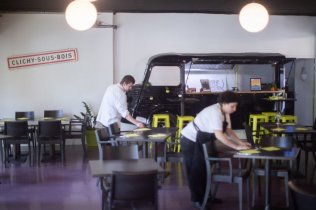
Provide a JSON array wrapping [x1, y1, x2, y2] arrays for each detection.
[[127, 53, 294, 129]]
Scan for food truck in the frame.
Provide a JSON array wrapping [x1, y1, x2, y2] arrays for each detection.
[[127, 53, 295, 129]]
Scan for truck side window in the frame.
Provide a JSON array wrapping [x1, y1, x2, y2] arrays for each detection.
[[148, 66, 180, 86]]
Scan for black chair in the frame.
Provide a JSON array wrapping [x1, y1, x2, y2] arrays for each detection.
[[15, 111, 35, 120], [99, 143, 140, 210], [44, 110, 64, 118], [3, 121, 32, 167], [109, 170, 158, 210], [108, 122, 120, 136], [201, 141, 251, 210], [36, 120, 65, 166], [252, 135, 294, 207], [103, 144, 139, 160], [288, 180, 316, 210], [95, 127, 118, 160], [295, 132, 316, 176], [15, 111, 36, 149], [64, 118, 87, 155]]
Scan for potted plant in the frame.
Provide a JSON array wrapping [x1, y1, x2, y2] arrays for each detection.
[[74, 101, 97, 146]]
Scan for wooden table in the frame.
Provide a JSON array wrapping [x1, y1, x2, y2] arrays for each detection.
[[114, 127, 177, 160], [234, 147, 300, 210], [89, 158, 164, 177], [89, 158, 164, 210], [260, 122, 316, 135]]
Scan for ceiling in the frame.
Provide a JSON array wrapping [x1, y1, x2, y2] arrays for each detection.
[[1, 0, 316, 16]]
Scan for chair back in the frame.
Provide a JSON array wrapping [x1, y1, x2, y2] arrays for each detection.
[[110, 170, 158, 201], [38, 120, 62, 137], [44, 110, 64, 118], [103, 145, 139, 160], [4, 121, 29, 137], [95, 127, 117, 160], [15, 111, 34, 120], [95, 127, 111, 142], [108, 122, 120, 136], [67, 119, 85, 136], [260, 135, 294, 149], [243, 122, 255, 146], [288, 180, 316, 210]]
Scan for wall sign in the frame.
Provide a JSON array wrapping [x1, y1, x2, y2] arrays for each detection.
[[7, 48, 78, 69]]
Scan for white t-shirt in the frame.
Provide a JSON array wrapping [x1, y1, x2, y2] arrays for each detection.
[[96, 83, 129, 127], [181, 103, 231, 142]]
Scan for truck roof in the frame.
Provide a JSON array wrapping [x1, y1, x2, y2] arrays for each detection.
[[147, 52, 293, 65]]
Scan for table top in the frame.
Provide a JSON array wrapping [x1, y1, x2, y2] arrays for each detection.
[[0, 134, 13, 139], [89, 158, 164, 177], [115, 127, 176, 142], [0, 118, 70, 126], [234, 147, 300, 160], [262, 97, 296, 102], [260, 122, 316, 135]]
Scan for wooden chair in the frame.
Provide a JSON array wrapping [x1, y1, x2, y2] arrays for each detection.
[[109, 170, 158, 210], [15, 111, 36, 149], [36, 120, 65, 166], [15, 111, 35, 120], [95, 127, 117, 160], [288, 180, 316, 210], [44, 110, 64, 118], [98, 143, 140, 210], [4, 121, 32, 167], [64, 118, 87, 155], [201, 141, 251, 210]]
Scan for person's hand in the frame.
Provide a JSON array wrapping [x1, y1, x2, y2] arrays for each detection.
[[241, 141, 252, 147], [136, 122, 145, 128], [235, 144, 251, 150]]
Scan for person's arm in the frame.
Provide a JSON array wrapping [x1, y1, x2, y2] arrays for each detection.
[[125, 114, 145, 128], [214, 130, 250, 150], [225, 128, 252, 147]]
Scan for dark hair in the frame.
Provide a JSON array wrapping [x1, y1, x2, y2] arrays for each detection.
[[217, 91, 238, 104], [120, 75, 135, 85]]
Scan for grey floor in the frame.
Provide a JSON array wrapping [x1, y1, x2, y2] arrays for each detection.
[[0, 145, 315, 210]]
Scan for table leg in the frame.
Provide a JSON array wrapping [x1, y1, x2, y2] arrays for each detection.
[[143, 142, 148, 158], [265, 160, 271, 210]]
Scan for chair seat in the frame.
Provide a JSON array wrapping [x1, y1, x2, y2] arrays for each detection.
[[213, 168, 250, 182]]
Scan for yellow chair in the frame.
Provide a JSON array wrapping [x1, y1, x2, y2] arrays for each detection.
[[152, 114, 170, 128], [262, 112, 277, 123], [151, 114, 171, 154], [248, 114, 268, 143], [175, 116, 194, 152], [281, 115, 297, 123]]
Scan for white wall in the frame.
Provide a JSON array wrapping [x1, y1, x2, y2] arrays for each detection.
[[0, 13, 114, 118], [1, 12, 316, 118], [114, 13, 316, 83]]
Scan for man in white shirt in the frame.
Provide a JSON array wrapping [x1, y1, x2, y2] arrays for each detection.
[[96, 75, 144, 128]]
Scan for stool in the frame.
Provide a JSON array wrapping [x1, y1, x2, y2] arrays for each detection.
[[151, 114, 171, 157], [248, 114, 268, 143], [262, 112, 277, 123], [281, 115, 297, 123], [175, 116, 194, 152], [152, 114, 170, 128]]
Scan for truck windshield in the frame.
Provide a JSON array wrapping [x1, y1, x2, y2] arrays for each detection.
[[148, 66, 180, 86]]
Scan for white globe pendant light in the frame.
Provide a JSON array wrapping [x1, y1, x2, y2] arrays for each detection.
[[65, 0, 97, 31], [239, 3, 269, 33]]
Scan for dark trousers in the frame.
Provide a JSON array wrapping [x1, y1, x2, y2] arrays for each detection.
[[181, 135, 206, 203]]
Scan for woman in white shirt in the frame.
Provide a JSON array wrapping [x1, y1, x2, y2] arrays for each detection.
[[180, 91, 251, 209]]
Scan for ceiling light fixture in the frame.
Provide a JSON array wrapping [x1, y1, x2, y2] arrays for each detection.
[[239, 2, 269, 33], [65, 0, 97, 31]]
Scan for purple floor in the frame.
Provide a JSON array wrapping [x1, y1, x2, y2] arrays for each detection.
[[0, 145, 314, 210]]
